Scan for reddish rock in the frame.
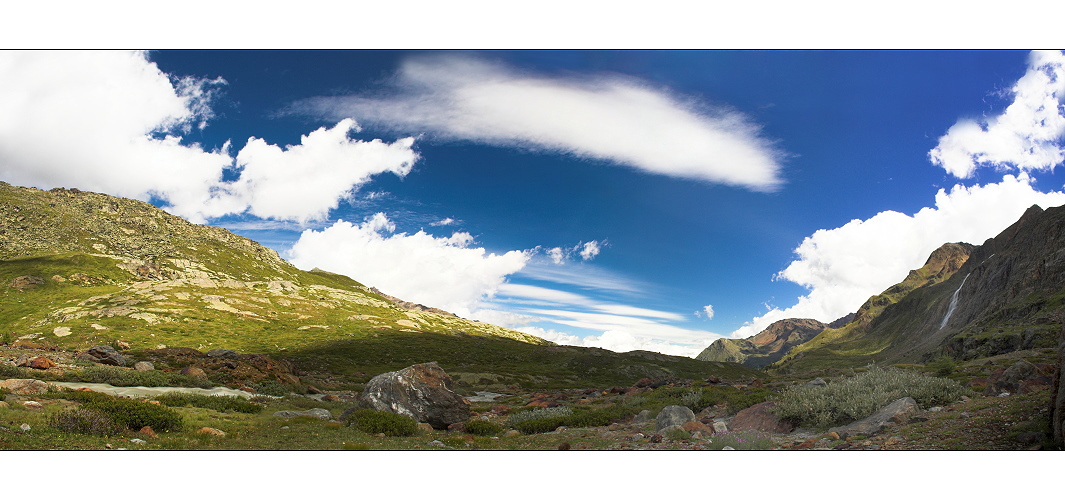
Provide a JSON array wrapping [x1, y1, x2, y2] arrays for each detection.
[[683, 421, 712, 434], [28, 357, 56, 370], [180, 366, 207, 378], [706, 376, 722, 384], [751, 378, 764, 388], [491, 405, 511, 415], [447, 422, 466, 433], [792, 439, 817, 450], [322, 394, 340, 402], [197, 427, 226, 437], [557, 442, 571, 450], [634, 377, 654, 388], [730, 401, 795, 434], [138, 426, 158, 438]]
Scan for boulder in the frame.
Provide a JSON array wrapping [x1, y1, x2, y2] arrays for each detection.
[[806, 378, 828, 388], [10, 275, 45, 290], [206, 348, 239, 359], [655, 405, 696, 431], [28, 357, 57, 370], [358, 362, 470, 430], [180, 366, 206, 378], [632, 409, 654, 425], [77, 345, 126, 366], [730, 401, 795, 434], [0, 378, 50, 395], [196, 427, 226, 437], [133, 361, 155, 372], [828, 397, 919, 439]]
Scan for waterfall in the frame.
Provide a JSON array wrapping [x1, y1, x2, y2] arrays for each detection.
[[939, 273, 971, 329]]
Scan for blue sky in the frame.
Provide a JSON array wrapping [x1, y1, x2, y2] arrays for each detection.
[[3, 49, 1065, 356]]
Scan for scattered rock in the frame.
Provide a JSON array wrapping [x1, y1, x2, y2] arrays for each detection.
[[20, 423, 31, 432], [130, 438, 147, 445], [53, 327, 72, 337], [730, 401, 794, 434], [557, 442, 571, 450], [418, 423, 434, 433], [23, 401, 44, 409], [357, 362, 470, 430], [77, 345, 127, 366], [683, 421, 712, 435], [322, 394, 340, 402], [828, 397, 919, 439], [197, 427, 226, 437], [713, 421, 729, 434], [502, 430, 520, 438], [1, 379, 50, 395], [138, 426, 158, 438], [28, 357, 57, 370], [447, 422, 466, 433], [721, 446, 736, 450], [272, 409, 332, 420], [10, 275, 45, 290], [133, 361, 155, 371], [428, 440, 447, 448], [655, 405, 696, 431], [1051, 325, 1065, 447]]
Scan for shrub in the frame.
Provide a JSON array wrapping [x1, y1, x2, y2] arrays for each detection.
[[57, 391, 184, 432], [343, 409, 419, 437], [50, 408, 123, 436], [772, 366, 969, 428], [72, 365, 211, 389], [926, 356, 956, 377], [464, 419, 503, 436], [155, 393, 263, 414]]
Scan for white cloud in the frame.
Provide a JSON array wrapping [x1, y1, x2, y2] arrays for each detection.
[[287, 213, 530, 317], [0, 51, 233, 221], [547, 247, 566, 265], [732, 173, 1065, 339], [580, 240, 601, 260], [430, 217, 455, 226], [517, 326, 706, 358], [0, 51, 418, 224], [930, 50, 1065, 178], [696, 304, 715, 320], [231, 119, 418, 223], [293, 54, 785, 191]]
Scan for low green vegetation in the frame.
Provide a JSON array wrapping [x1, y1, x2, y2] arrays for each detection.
[[772, 366, 970, 428], [154, 393, 263, 414], [463, 419, 503, 436], [52, 390, 184, 432], [341, 409, 420, 437]]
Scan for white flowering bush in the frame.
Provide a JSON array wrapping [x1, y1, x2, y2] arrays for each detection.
[[773, 367, 969, 428]]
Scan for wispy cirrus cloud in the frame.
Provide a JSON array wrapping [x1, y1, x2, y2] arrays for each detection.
[[290, 54, 786, 191]]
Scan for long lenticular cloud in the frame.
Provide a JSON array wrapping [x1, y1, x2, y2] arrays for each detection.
[[292, 54, 786, 191]]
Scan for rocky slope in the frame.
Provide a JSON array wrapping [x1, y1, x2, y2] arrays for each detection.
[[773, 204, 1065, 372], [696, 318, 829, 369], [0, 181, 547, 352]]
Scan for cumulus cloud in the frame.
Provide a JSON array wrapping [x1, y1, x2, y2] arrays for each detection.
[[930, 50, 1065, 178], [580, 240, 601, 260], [732, 174, 1065, 339], [430, 217, 455, 226], [231, 119, 418, 223], [695, 304, 715, 319], [0, 51, 417, 224], [287, 213, 530, 317], [292, 54, 785, 191]]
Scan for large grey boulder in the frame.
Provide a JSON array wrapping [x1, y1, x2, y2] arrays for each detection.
[[655, 405, 696, 431], [828, 397, 918, 439], [273, 408, 333, 420], [357, 362, 470, 430]]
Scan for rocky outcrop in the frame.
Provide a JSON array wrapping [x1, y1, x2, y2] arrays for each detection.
[[0, 378, 50, 395], [356, 362, 470, 430], [828, 397, 919, 439], [76, 345, 127, 366], [1051, 326, 1064, 448]]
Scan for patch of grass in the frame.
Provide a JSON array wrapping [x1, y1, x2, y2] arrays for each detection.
[[464, 419, 503, 436], [50, 407, 123, 436], [56, 390, 185, 432], [341, 409, 420, 437], [155, 393, 263, 414]]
